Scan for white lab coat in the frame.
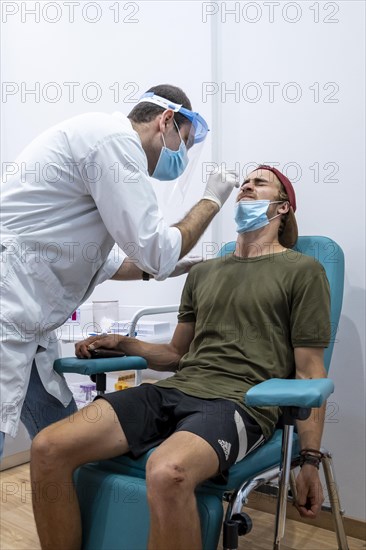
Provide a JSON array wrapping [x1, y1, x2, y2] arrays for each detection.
[[0, 112, 181, 436]]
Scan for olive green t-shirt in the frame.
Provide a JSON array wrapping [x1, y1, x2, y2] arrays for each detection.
[[156, 251, 331, 439]]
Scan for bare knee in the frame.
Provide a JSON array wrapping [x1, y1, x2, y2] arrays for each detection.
[[146, 455, 194, 507], [31, 428, 71, 475]]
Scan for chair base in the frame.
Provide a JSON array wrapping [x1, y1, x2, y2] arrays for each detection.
[[75, 463, 224, 550]]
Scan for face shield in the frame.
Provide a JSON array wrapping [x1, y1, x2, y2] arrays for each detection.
[[135, 92, 209, 205]]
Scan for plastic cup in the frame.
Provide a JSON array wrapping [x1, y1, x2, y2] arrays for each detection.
[[92, 301, 119, 333]]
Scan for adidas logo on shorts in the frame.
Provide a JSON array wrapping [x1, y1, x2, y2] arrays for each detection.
[[218, 439, 231, 460]]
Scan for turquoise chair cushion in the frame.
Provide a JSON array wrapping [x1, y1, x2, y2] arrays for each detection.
[[245, 378, 334, 408], [54, 355, 147, 376], [75, 467, 224, 550], [98, 429, 299, 495]]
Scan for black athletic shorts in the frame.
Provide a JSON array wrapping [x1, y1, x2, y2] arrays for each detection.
[[97, 384, 265, 481]]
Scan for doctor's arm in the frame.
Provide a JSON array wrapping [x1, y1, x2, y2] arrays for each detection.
[[109, 166, 238, 273], [293, 347, 327, 519], [111, 256, 202, 280], [174, 169, 240, 258], [110, 257, 143, 280], [75, 322, 195, 372]]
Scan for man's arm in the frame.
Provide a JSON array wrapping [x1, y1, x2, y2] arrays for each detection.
[[294, 347, 327, 519], [75, 322, 195, 372]]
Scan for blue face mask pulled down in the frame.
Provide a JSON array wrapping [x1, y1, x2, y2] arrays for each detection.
[[235, 199, 282, 234], [152, 122, 189, 181]]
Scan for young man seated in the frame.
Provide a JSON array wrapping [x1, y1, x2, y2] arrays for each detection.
[[31, 165, 331, 550]]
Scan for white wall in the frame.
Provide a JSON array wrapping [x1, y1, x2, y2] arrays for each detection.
[[1, 0, 365, 522]]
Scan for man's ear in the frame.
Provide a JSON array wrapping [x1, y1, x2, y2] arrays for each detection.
[[278, 201, 290, 215]]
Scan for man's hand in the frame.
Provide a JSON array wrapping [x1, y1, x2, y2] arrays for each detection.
[[294, 465, 324, 519], [169, 255, 203, 277], [75, 334, 125, 358], [75, 324, 191, 372], [203, 168, 240, 209]]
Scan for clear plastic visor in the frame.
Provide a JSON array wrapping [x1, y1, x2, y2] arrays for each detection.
[[165, 136, 206, 204], [136, 92, 209, 147], [136, 92, 209, 206]]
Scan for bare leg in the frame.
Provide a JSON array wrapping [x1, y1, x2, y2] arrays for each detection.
[[146, 431, 219, 550], [31, 399, 129, 550]]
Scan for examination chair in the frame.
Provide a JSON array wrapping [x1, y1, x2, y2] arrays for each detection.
[[54, 236, 348, 550]]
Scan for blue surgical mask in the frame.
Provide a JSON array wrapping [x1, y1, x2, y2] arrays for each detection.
[[152, 121, 189, 181], [235, 200, 282, 234]]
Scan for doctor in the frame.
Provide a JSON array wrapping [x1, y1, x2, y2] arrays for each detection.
[[0, 84, 238, 456]]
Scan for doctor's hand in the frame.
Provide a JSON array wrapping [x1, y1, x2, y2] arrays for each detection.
[[169, 255, 203, 277], [294, 464, 324, 519], [75, 334, 124, 358], [202, 168, 240, 209]]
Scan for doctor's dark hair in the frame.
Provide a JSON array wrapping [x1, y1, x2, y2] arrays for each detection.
[[128, 85, 192, 129]]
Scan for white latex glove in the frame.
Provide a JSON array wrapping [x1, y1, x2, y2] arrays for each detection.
[[169, 255, 203, 277], [203, 168, 240, 208]]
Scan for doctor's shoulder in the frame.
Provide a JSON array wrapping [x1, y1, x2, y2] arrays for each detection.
[[58, 111, 134, 144], [58, 112, 146, 165]]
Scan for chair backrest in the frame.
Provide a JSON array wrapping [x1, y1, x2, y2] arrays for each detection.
[[217, 236, 345, 373]]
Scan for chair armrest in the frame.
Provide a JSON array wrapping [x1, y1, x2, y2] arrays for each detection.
[[54, 305, 178, 376], [127, 305, 179, 336], [54, 356, 147, 376], [245, 378, 334, 408]]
